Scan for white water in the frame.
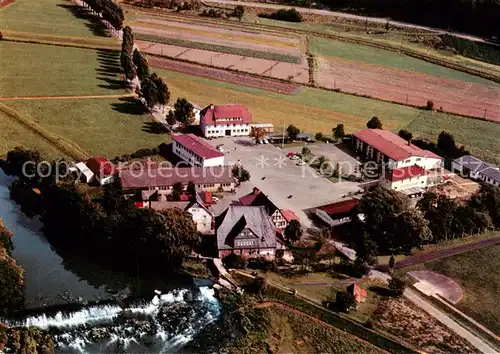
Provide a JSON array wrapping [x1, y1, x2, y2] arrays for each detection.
[[6, 287, 220, 354]]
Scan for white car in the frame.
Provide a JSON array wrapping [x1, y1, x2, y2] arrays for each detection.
[[296, 161, 306, 166], [290, 155, 300, 160], [212, 196, 219, 203], [259, 140, 264, 144], [263, 139, 269, 144]]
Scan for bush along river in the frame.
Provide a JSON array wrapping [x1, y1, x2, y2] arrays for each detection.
[[0, 170, 221, 353]]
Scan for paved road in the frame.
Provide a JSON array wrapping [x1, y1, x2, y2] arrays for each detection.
[[205, 0, 493, 43], [404, 288, 498, 354]]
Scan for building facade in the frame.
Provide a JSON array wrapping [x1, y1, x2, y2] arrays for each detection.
[[172, 134, 224, 167], [200, 104, 252, 138], [354, 129, 443, 193], [216, 205, 286, 259], [119, 166, 236, 197], [452, 155, 500, 187]]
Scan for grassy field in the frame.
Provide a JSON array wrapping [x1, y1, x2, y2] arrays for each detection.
[[155, 68, 500, 164], [408, 245, 500, 334], [0, 111, 68, 159], [4, 99, 170, 158], [309, 38, 500, 86], [0, 0, 116, 39], [0, 41, 122, 97]]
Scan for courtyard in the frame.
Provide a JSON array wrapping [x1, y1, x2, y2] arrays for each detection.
[[208, 137, 362, 226]]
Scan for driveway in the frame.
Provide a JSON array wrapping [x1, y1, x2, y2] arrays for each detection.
[[207, 137, 362, 226]]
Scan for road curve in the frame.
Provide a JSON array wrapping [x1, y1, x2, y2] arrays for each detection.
[[204, 0, 493, 43]]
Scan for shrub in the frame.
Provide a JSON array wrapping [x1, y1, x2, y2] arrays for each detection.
[[366, 116, 383, 129], [222, 253, 246, 269], [259, 8, 302, 22], [301, 146, 311, 156], [426, 100, 435, 111], [388, 276, 406, 297], [246, 275, 267, 294], [315, 132, 324, 141], [398, 129, 413, 141], [232, 165, 250, 182], [335, 291, 355, 312]]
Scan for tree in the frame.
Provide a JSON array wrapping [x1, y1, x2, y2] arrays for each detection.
[[233, 5, 245, 20], [172, 182, 182, 201], [315, 132, 324, 141], [152, 73, 170, 107], [0, 220, 13, 255], [133, 49, 150, 82], [223, 253, 246, 269], [232, 165, 250, 182], [335, 291, 355, 312], [333, 124, 345, 141], [252, 127, 265, 142], [398, 129, 413, 141], [284, 219, 302, 242], [388, 276, 406, 297], [392, 210, 432, 254], [140, 74, 158, 109], [301, 146, 311, 156], [121, 54, 136, 81], [468, 184, 500, 229], [437, 131, 457, 157], [366, 116, 383, 129], [426, 100, 434, 110], [4, 147, 43, 183], [174, 98, 195, 125], [186, 181, 196, 200], [388, 255, 395, 274], [166, 110, 175, 125], [287, 124, 300, 141]]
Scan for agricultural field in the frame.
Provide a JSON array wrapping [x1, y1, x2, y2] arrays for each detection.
[[4, 99, 169, 158], [314, 55, 500, 122], [155, 68, 500, 164], [0, 0, 115, 40], [0, 41, 122, 97], [402, 245, 500, 334]]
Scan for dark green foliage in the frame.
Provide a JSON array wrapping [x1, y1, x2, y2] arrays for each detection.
[[174, 98, 195, 125], [335, 291, 356, 312], [3, 147, 43, 183], [133, 49, 150, 82], [425, 100, 434, 110], [437, 131, 457, 157], [222, 253, 246, 269], [287, 124, 300, 140], [388, 277, 406, 297], [0, 225, 24, 316], [172, 182, 182, 201], [3, 327, 54, 354], [84, 0, 124, 30], [232, 165, 250, 182], [333, 124, 345, 140], [140, 73, 170, 109], [233, 5, 245, 20], [284, 219, 302, 242], [259, 8, 303, 22], [200, 8, 224, 18], [398, 129, 413, 141], [441, 34, 500, 66], [186, 181, 196, 200], [366, 116, 383, 129], [315, 132, 324, 141]]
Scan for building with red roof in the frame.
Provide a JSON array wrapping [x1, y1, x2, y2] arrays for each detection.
[[172, 134, 225, 167], [85, 157, 115, 186], [200, 104, 252, 138], [354, 129, 444, 194]]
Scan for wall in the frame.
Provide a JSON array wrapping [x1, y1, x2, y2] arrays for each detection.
[[187, 204, 213, 234], [203, 155, 225, 167], [204, 123, 251, 138], [173, 140, 224, 167], [272, 209, 288, 229], [381, 174, 428, 190]]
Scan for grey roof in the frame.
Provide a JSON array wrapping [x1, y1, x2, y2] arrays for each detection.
[[453, 155, 493, 173], [216, 206, 277, 250], [479, 167, 500, 182], [150, 201, 190, 211]]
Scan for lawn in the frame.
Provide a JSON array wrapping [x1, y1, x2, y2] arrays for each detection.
[[309, 38, 500, 86], [155, 68, 500, 164], [0, 42, 123, 97], [0, 111, 67, 159], [412, 244, 500, 335], [0, 0, 115, 39], [5, 98, 170, 159]]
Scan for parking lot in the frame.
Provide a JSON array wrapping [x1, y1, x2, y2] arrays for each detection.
[[207, 137, 362, 227]]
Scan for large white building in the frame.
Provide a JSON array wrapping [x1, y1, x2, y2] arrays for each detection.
[[172, 134, 225, 167], [200, 104, 252, 138], [354, 129, 444, 194]]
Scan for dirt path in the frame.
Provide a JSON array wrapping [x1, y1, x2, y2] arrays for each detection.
[[0, 93, 135, 101], [255, 301, 390, 353]]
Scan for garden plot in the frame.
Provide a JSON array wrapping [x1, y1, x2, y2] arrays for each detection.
[[314, 56, 500, 121]]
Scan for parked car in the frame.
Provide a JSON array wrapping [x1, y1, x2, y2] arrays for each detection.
[[263, 139, 269, 144], [212, 196, 219, 203], [296, 161, 306, 166], [291, 155, 300, 160], [286, 152, 295, 158], [259, 140, 264, 144]]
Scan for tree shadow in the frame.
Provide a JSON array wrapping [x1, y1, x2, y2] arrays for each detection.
[[98, 77, 123, 90], [368, 285, 392, 297], [56, 4, 108, 38], [111, 97, 146, 115], [142, 122, 168, 134]]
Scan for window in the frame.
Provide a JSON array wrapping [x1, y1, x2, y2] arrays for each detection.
[[416, 158, 421, 161]]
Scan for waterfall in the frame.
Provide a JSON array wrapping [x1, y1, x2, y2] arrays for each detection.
[[4, 287, 220, 354]]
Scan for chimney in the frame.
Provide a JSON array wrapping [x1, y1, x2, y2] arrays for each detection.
[[210, 104, 214, 110]]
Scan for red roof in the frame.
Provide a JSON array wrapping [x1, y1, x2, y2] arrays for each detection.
[[355, 129, 442, 161], [173, 134, 224, 159], [199, 191, 213, 204], [385, 164, 426, 182], [201, 104, 252, 125], [347, 283, 367, 303], [318, 199, 359, 215], [239, 187, 261, 206], [281, 209, 300, 222], [86, 157, 115, 179]]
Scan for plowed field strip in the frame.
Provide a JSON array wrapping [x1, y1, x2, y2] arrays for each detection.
[[149, 56, 300, 94], [0, 103, 90, 160]]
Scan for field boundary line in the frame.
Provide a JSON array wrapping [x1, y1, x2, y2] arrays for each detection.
[[147, 52, 500, 123], [0, 103, 90, 161], [131, 9, 500, 83], [0, 93, 135, 101], [2, 34, 120, 51]]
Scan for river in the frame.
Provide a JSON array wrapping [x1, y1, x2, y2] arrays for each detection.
[[0, 171, 221, 352]]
